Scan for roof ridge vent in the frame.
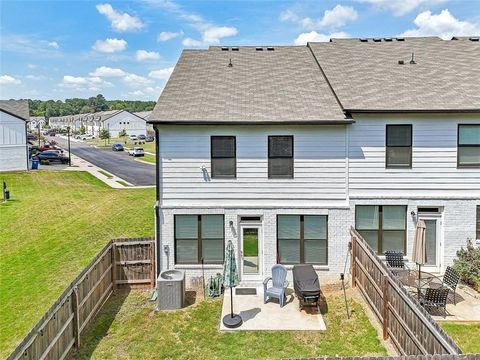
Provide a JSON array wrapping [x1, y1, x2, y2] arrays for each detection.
[[360, 38, 368, 42], [451, 37, 459, 40], [221, 46, 229, 51], [396, 37, 405, 41], [267, 46, 274, 51], [384, 38, 393, 42], [231, 47, 239, 51], [469, 37, 479, 41], [373, 38, 381, 42], [255, 47, 263, 51]]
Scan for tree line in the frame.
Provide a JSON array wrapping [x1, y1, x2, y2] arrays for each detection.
[[28, 94, 155, 117]]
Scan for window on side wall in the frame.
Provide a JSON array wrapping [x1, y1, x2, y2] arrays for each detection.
[[174, 215, 224, 264], [458, 124, 480, 167], [211, 136, 236, 178], [355, 205, 407, 254], [277, 215, 328, 265], [268, 136, 294, 178], [386, 125, 412, 168]]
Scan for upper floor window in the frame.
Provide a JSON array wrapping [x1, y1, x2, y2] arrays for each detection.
[[268, 136, 294, 178], [355, 205, 407, 254], [386, 125, 412, 168], [458, 125, 480, 168], [174, 215, 224, 264], [277, 215, 328, 265], [211, 136, 236, 178]]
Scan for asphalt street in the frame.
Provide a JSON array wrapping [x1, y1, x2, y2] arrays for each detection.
[[52, 136, 155, 186]]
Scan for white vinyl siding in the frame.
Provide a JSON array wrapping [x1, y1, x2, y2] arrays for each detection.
[[158, 125, 348, 208], [0, 111, 27, 171], [349, 114, 480, 198]]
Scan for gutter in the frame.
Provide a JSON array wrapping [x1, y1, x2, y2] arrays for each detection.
[[346, 109, 480, 114], [147, 119, 355, 125]]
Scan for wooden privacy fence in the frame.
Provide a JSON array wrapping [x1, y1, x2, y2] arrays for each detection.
[[301, 355, 479, 360], [7, 237, 154, 360], [350, 227, 462, 356]]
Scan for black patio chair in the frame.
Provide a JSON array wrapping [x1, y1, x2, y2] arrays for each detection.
[[441, 266, 460, 305], [419, 287, 450, 318], [384, 251, 408, 275]]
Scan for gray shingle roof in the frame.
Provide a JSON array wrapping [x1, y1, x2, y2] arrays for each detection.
[[0, 100, 29, 120], [150, 46, 348, 124], [309, 37, 480, 112]]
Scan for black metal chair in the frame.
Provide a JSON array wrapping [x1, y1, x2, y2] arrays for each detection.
[[441, 266, 460, 305], [420, 287, 450, 318], [384, 251, 408, 275]]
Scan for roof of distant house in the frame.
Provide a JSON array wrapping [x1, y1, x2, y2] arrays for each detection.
[[309, 37, 480, 113], [133, 111, 152, 120], [150, 46, 349, 124], [0, 100, 30, 120]]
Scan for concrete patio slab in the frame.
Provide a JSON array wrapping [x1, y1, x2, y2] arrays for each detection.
[[434, 286, 480, 321], [219, 287, 326, 331]]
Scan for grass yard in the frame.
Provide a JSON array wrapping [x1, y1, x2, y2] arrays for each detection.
[[0, 171, 154, 358], [73, 289, 387, 359], [440, 322, 480, 353], [138, 154, 156, 164], [87, 137, 156, 153], [243, 232, 258, 257]]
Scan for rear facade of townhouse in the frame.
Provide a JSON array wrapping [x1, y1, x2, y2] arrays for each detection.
[[149, 37, 480, 287]]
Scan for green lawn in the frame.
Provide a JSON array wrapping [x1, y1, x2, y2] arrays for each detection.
[[0, 171, 154, 358], [441, 322, 480, 353], [243, 232, 258, 257], [87, 137, 155, 153], [138, 154, 156, 164], [73, 290, 387, 359]]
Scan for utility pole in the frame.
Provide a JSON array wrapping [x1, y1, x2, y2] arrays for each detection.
[[67, 126, 72, 166], [38, 123, 41, 147]]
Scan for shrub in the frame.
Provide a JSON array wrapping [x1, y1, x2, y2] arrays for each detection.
[[453, 241, 480, 292], [40, 160, 50, 166]]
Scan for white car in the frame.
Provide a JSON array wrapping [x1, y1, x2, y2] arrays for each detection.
[[128, 147, 145, 157], [80, 134, 95, 140], [129, 134, 138, 140]]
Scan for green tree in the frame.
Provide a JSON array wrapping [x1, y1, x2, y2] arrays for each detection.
[[118, 129, 128, 144], [99, 129, 111, 146], [79, 125, 86, 134]]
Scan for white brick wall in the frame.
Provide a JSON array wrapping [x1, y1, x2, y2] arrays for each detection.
[[157, 199, 478, 287]]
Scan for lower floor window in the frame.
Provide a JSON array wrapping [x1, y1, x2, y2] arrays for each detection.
[[175, 215, 224, 264], [355, 205, 407, 254], [277, 215, 328, 265]]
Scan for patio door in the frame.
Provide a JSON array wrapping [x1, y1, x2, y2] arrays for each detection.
[[240, 224, 263, 281], [418, 216, 442, 273]]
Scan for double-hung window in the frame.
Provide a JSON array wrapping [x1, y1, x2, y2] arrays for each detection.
[[386, 125, 412, 168], [175, 215, 224, 264], [458, 125, 480, 167], [268, 136, 294, 178], [355, 205, 407, 254], [211, 136, 236, 178], [277, 215, 328, 265]]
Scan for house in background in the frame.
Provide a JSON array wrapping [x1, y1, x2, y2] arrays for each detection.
[[149, 37, 480, 287], [49, 110, 147, 137], [0, 100, 30, 172], [28, 116, 46, 131]]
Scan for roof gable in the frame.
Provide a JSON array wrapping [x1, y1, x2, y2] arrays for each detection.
[[0, 100, 30, 120]]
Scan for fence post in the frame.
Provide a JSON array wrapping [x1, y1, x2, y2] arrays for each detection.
[[150, 241, 155, 289], [351, 235, 357, 288], [111, 242, 116, 290], [382, 274, 389, 340], [72, 286, 81, 348]]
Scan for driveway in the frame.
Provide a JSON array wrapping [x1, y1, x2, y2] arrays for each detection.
[[51, 136, 155, 186]]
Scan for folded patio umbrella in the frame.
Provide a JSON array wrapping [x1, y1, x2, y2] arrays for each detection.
[[412, 220, 427, 280], [222, 240, 242, 328]]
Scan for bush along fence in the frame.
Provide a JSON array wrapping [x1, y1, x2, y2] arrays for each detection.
[[7, 237, 155, 360], [350, 227, 462, 356]]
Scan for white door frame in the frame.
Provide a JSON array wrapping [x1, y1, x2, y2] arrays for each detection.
[[417, 214, 443, 273], [239, 222, 263, 282]]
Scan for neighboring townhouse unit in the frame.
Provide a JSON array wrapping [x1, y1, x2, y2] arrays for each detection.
[[149, 37, 480, 287], [28, 116, 46, 131], [49, 110, 147, 137], [0, 100, 30, 172]]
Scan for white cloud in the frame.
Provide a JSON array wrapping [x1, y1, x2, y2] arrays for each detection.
[[280, 5, 357, 30], [135, 50, 160, 61], [62, 75, 112, 89], [25, 75, 45, 80], [96, 3, 145, 32], [27, 64, 37, 69], [89, 66, 126, 77], [202, 26, 238, 43], [122, 73, 153, 87], [0, 75, 21, 85], [400, 9, 480, 39], [182, 37, 204, 47], [157, 31, 183, 41], [294, 31, 348, 45], [92, 38, 127, 53], [148, 67, 174, 80], [63, 75, 88, 85], [356, 0, 446, 17], [47, 41, 59, 49]]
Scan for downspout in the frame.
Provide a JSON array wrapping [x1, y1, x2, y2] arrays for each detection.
[[154, 125, 162, 276], [25, 120, 29, 171]]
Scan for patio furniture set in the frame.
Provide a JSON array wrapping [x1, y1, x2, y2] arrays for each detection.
[[385, 251, 460, 318]]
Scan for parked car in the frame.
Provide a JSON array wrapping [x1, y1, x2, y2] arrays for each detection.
[[33, 151, 69, 164], [38, 144, 61, 152], [128, 147, 145, 157], [80, 134, 95, 140], [129, 134, 138, 141], [112, 143, 124, 151], [138, 134, 146, 140], [145, 135, 155, 142]]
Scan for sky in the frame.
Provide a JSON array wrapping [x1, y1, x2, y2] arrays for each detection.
[[1, 0, 479, 101]]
